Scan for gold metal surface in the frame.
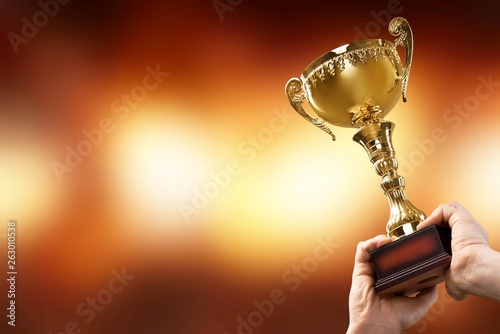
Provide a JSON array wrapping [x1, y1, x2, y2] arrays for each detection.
[[353, 122, 425, 238], [285, 17, 423, 239]]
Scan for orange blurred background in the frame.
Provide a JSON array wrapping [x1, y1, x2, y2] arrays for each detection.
[[1, 0, 500, 333]]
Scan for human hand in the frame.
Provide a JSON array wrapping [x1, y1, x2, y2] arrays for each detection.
[[418, 202, 500, 301], [347, 235, 438, 334]]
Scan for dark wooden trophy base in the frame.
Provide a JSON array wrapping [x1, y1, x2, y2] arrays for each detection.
[[370, 225, 452, 295]]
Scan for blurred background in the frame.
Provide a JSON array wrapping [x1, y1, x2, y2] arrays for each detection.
[[1, 0, 500, 333]]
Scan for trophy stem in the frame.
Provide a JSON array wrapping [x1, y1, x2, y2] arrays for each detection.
[[353, 121, 426, 239]]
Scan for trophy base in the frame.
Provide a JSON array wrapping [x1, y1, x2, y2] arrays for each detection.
[[370, 225, 452, 295]]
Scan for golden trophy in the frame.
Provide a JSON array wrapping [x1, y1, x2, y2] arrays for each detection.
[[285, 17, 451, 295]]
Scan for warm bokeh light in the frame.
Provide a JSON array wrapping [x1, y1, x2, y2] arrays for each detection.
[[107, 108, 211, 230], [0, 127, 60, 238], [2, 1, 500, 333]]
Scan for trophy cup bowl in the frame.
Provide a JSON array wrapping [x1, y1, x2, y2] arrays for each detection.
[[285, 17, 452, 295], [299, 38, 404, 128]]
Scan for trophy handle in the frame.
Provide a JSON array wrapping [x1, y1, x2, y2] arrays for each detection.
[[285, 78, 336, 141], [389, 17, 413, 103]]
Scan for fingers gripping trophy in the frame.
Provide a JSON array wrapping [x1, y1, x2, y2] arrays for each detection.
[[285, 17, 452, 295]]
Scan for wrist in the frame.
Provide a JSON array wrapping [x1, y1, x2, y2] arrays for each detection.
[[347, 322, 398, 334], [467, 247, 500, 301]]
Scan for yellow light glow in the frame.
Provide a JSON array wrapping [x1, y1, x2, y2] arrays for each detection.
[[202, 124, 385, 275], [0, 143, 59, 236], [106, 107, 212, 234]]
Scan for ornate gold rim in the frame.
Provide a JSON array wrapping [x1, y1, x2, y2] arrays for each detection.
[[300, 39, 401, 89], [301, 39, 392, 74]]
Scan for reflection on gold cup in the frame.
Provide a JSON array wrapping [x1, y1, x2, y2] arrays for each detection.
[[286, 17, 425, 239]]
